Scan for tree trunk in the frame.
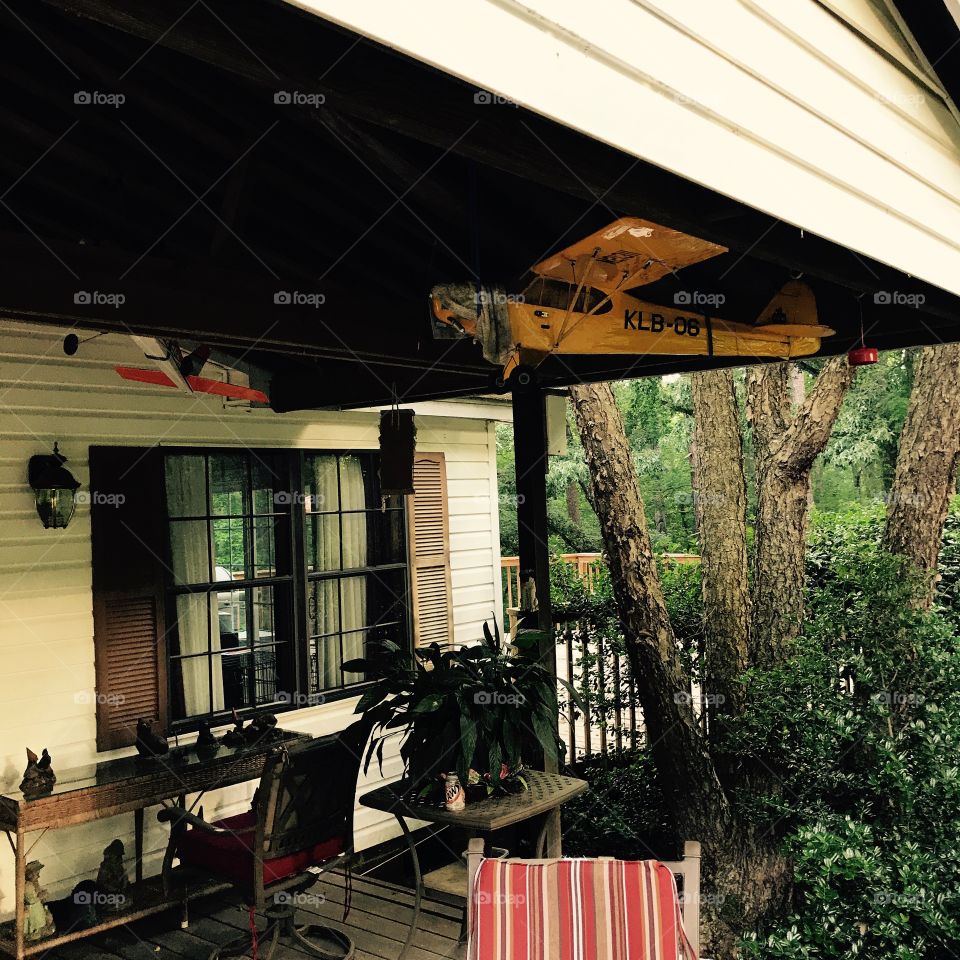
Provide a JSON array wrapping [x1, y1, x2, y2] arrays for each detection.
[[884, 343, 960, 604], [565, 480, 582, 526], [570, 382, 790, 957], [690, 370, 750, 724], [746, 357, 854, 663]]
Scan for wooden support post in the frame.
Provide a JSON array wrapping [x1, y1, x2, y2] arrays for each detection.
[[511, 376, 561, 856]]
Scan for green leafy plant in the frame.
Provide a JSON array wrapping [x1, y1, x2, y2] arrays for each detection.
[[344, 621, 578, 797]]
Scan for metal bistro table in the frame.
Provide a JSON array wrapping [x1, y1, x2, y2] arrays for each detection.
[[360, 770, 588, 959]]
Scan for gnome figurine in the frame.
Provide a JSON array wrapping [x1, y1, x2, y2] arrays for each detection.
[[23, 861, 55, 941], [96, 839, 130, 915]]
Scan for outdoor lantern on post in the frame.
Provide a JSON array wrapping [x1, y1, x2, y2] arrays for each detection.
[[28, 442, 80, 529]]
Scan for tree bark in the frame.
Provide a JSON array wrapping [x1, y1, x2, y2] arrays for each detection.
[[690, 370, 750, 723], [570, 382, 791, 957], [884, 343, 960, 604], [746, 357, 854, 662]]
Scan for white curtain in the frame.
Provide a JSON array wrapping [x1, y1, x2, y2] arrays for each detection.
[[311, 455, 368, 688], [166, 456, 224, 716]]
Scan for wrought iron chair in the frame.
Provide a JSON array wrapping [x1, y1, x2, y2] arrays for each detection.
[[159, 717, 372, 960]]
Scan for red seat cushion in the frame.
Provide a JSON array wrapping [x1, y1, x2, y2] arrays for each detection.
[[177, 811, 344, 891]]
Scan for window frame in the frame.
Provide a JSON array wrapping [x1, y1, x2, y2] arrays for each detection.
[[160, 446, 412, 732]]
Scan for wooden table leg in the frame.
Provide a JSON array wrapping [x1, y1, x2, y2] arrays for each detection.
[[134, 807, 144, 883], [394, 814, 422, 960], [14, 825, 24, 960]]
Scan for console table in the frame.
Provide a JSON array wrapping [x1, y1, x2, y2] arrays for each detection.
[[0, 730, 308, 959], [361, 769, 588, 960]]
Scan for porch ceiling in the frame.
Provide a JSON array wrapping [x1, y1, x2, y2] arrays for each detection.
[[2, 0, 960, 409]]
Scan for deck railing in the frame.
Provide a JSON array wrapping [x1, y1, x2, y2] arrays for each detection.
[[501, 551, 700, 762]]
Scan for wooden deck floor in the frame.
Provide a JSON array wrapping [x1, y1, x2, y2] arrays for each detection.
[[47, 872, 465, 960]]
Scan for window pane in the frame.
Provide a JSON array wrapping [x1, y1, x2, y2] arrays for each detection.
[[251, 586, 276, 645], [166, 455, 207, 517], [340, 454, 374, 510], [172, 656, 212, 718], [341, 631, 366, 684], [304, 454, 339, 513], [212, 517, 247, 580], [312, 635, 343, 692], [340, 575, 368, 634], [252, 517, 277, 578], [372, 509, 406, 566], [305, 513, 340, 573], [209, 454, 247, 515], [341, 511, 368, 570], [219, 651, 254, 711], [253, 646, 280, 703], [170, 520, 211, 585], [172, 593, 213, 658], [217, 588, 245, 649], [308, 578, 340, 637], [252, 457, 279, 514], [368, 569, 409, 629]]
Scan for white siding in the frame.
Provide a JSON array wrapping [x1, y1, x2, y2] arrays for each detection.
[[286, 0, 960, 296], [0, 320, 502, 906]]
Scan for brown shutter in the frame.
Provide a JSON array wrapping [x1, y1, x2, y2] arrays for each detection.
[[407, 452, 454, 648], [90, 447, 168, 750]]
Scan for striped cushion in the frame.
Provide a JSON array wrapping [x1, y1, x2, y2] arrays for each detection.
[[470, 858, 697, 960]]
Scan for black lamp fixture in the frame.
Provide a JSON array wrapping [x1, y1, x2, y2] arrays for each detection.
[[28, 443, 80, 529]]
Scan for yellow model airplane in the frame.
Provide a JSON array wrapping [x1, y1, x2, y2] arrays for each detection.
[[430, 218, 833, 379]]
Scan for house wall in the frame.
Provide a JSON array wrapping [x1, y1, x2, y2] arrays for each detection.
[[287, 0, 960, 297], [0, 320, 504, 909]]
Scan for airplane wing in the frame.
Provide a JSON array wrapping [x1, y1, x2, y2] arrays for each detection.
[[530, 218, 727, 292]]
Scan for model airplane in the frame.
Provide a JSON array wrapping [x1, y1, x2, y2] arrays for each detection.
[[430, 218, 834, 379]]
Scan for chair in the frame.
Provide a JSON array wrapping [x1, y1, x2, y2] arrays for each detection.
[[159, 718, 373, 960], [465, 838, 701, 960]]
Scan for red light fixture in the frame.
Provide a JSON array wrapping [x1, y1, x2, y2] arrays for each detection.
[[848, 346, 878, 366]]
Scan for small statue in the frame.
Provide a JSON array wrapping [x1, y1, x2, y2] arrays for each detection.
[[222, 709, 246, 747], [96, 839, 129, 915], [135, 719, 169, 758], [245, 713, 278, 744], [23, 861, 55, 942], [20, 748, 56, 796], [195, 720, 220, 757]]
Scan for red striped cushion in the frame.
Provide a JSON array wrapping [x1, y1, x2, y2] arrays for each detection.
[[471, 858, 696, 960]]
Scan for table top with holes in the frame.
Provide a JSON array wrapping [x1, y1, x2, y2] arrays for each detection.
[[359, 769, 588, 831]]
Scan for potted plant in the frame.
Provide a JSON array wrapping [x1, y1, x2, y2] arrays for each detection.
[[344, 621, 577, 802]]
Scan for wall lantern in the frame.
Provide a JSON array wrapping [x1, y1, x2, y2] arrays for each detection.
[[28, 443, 80, 529]]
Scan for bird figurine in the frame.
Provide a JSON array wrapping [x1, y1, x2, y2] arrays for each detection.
[[135, 719, 169, 759], [20, 748, 56, 796], [244, 712, 279, 744], [195, 720, 220, 757]]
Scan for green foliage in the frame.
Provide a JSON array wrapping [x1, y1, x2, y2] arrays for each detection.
[[345, 624, 573, 794], [733, 517, 960, 959], [561, 750, 677, 861]]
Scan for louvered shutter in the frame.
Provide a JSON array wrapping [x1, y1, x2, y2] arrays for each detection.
[[408, 452, 454, 648], [90, 447, 168, 750]]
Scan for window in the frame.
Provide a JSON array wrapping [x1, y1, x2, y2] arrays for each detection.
[[523, 277, 612, 314], [90, 445, 448, 748], [302, 454, 407, 693], [164, 452, 294, 719]]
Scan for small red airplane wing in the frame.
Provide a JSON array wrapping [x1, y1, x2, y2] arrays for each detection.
[[116, 366, 269, 404]]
